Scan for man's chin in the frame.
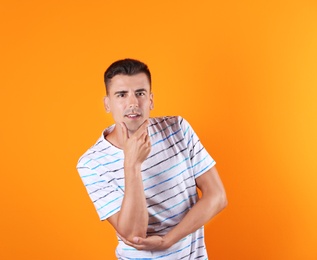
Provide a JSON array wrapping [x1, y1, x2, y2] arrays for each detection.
[[125, 122, 142, 134], [123, 117, 149, 133]]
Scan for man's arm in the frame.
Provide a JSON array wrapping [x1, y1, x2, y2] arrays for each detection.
[[119, 166, 227, 251], [107, 120, 151, 242]]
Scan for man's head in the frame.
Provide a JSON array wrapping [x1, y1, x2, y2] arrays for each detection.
[[103, 58, 154, 135], [104, 58, 151, 95]]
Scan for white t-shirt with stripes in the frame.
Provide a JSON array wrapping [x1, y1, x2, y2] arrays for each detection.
[[77, 116, 216, 259]]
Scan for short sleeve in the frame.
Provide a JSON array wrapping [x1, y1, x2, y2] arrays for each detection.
[[179, 117, 216, 178], [77, 156, 124, 221]]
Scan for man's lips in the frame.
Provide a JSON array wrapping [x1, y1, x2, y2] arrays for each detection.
[[125, 113, 141, 118]]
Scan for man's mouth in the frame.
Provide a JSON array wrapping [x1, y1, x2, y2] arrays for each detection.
[[126, 113, 141, 119]]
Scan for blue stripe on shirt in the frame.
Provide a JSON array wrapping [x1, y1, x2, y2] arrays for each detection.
[[91, 158, 122, 170], [100, 205, 121, 219], [97, 195, 123, 210], [144, 164, 191, 191], [143, 156, 190, 183], [152, 128, 182, 146], [85, 180, 106, 186], [150, 121, 177, 137]]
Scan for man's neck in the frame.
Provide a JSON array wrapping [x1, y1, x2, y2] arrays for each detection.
[[104, 125, 124, 150]]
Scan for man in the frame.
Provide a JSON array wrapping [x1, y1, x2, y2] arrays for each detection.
[[77, 58, 227, 259]]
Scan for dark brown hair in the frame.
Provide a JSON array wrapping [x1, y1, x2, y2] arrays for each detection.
[[104, 58, 151, 94]]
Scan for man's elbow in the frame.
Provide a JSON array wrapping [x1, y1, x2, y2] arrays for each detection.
[[214, 189, 228, 213], [118, 226, 147, 242]]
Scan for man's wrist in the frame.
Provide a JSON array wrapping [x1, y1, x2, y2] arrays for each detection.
[[124, 163, 141, 172], [161, 234, 173, 250]]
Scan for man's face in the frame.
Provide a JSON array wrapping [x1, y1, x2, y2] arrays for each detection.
[[104, 73, 153, 135]]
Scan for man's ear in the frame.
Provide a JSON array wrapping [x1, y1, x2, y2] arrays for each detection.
[[150, 93, 154, 110], [104, 96, 110, 113]]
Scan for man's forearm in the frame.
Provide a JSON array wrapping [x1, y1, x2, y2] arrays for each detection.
[[121, 167, 228, 251], [111, 120, 151, 241], [162, 190, 227, 248], [116, 165, 148, 241], [163, 168, 227, 248], [119, 189, 227, 251]]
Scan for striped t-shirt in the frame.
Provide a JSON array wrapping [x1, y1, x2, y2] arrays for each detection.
[[77, 116, 216, 259]]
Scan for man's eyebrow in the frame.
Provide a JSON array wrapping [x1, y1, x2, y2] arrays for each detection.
[[135, 88, 147, 92], [113, 88, 147, 95], [114, 90, 128, 95]]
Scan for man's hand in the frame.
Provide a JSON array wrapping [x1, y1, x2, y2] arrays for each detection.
[[121, 120, 151, 168], [117, 233, 170, 251]]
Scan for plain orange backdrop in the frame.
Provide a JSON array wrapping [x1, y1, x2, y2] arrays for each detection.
[[1, 0, 317, 259]]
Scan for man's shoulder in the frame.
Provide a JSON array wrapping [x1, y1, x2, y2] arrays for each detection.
[[150, 116, 191, 131], [77, 133, 107, 167], [77, 124, 117, 165], [150, 115, 184, 126]]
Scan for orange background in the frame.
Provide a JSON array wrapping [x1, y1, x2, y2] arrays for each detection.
[[1, 0, 317, 259]]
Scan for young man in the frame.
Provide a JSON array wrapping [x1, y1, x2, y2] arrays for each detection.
[[77, 59, 227, 259]]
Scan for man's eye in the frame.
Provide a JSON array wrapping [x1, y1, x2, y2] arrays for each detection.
[[136, 92, 145, 96], [117, 93, 125, 98]]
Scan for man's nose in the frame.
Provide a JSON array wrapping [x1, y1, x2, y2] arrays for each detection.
[[128, 94, 138, 108]]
